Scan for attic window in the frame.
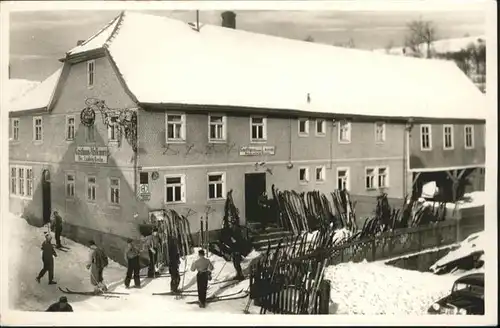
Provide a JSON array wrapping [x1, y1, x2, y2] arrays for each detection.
[[87, 60, 95, 87]]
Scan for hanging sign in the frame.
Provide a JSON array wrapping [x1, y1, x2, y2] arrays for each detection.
[[139, 184, 151, 201], [239, 145, 276, 156], [75, 146, 108, 163]]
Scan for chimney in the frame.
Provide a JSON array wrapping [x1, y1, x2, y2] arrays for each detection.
[[77, 40, 85, 46], [221, 11, 236, 29]]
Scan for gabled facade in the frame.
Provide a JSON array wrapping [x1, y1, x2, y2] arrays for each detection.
[[8, 11, 486, 262]]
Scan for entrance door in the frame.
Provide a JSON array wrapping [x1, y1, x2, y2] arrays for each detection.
[[42, 169, 51, 225], [244, 173, 266, 224]]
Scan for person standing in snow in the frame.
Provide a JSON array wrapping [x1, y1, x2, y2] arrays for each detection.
[[36, 232, 57, 285], [190, 249, 214, 308], [145, 228, 161, 278], [258, 191, 271, 232], [124, 239, 141, 289], [86, 240, 109, 293], [51, 210, 64, 249], [167, 236, 181, 293], [46, 296, 73, 312]]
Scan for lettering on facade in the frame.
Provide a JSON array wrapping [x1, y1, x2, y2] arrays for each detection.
[[239, 145, 276, 156], [75, 146, 109, 164], [139, 184, 151, 201]]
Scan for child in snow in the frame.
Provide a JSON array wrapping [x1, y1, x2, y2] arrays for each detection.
[[46, 296, 73, 312], [124, 239, 141, 289], [190, 249, 214, 308], [86, 240, 109, 293], [36, 232, 57, 285]]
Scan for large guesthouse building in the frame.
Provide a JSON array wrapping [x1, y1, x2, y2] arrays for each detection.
[[9, 11, 486, 256]]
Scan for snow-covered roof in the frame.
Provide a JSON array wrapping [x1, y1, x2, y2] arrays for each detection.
[[15, 12, 487, 120], [67, 15, 120, 55], [8, 79, 41, 101], [9, 68, 62, 113]]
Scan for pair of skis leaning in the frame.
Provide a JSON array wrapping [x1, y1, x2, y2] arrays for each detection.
[[58, 287, 128, 298]]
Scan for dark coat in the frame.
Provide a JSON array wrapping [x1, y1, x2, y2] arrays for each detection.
[[46, 302, 73, 312], [41, 240, 57, 262], [53, 214, 63, 231]]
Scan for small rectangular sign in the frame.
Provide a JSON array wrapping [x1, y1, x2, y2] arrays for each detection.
[[74, 146, 108, 164], [239, 145, 276, 156]]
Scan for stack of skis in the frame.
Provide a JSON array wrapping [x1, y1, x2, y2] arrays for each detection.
[[271, 185, 358, 236], [249, 229, 342, 314], [148, 209, 194, 268], [357, 193, 452, 240], [209, 190, 253, 261]]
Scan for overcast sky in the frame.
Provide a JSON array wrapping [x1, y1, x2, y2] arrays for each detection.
[[9, 6, 486, 81]]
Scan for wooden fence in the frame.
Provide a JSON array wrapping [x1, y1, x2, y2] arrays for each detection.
[[249, 219, 458, 314]]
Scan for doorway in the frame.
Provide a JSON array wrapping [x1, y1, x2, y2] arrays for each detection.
[[42, 169, 51, 225], [244, 173, 266, 224]]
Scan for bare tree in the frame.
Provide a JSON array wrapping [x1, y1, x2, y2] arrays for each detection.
[[404, 19, 437, 58], [385, 39, 394, 54]]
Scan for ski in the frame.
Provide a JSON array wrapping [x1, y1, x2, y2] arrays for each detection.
[[139, 271, 185, 278], [152, 290, 198, 296], [186, 290, 249, 304], [209, 277, 244, 286], [58, 287, 122, 298]]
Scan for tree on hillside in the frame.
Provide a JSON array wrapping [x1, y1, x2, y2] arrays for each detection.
[[334, 37, 356, 48], [404, 19, 437, 58], [304, 35, 315, 42]]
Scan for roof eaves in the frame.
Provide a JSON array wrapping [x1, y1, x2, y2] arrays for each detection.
[[9, 107, 48, 117], [47, 65, 67, 113]]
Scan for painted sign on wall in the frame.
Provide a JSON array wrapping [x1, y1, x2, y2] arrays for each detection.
[[75, 146, 108, 163], [139, 184, 151, 201], [239, 145, 276, 156]]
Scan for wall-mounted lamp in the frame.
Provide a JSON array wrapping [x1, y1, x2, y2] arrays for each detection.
[[286, 162, 294, 169]]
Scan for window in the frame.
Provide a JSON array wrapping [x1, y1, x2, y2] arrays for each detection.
[[338, 121, 351, 143], [33, 116, 43, 142], [110, 178, 120, 204], [378, 167, 388, 188], [365, 167, 376, 189], [298, 118, 309, 136], [464, 125, 474, 149], [11, 118, 19, 141], [337, 168, 349, 190], [420, 124, 432, 150], [375, 122, 385, 143], [86, 176, 97, 202], [315, 166, 325, 182], [207, 172, 225, 200], [443, 125, 454, 150], [86, 125, 95, 143], [26, 168, 33, 197], [10, 165, 33, 198], [315, 119, 326, 136], [140, 172, 149, 185], [299, 167, 310, 184], [66, 116, 75, 141], [10, 167, 16, 195], [250, 116, 267, 142], [87, 60, 95, 87], [66, 173, 75, 198], [165, 175, 185, 203], [166, 113, 186, 142], [108, 123, 119, 142], [208, 115, 227, 142]]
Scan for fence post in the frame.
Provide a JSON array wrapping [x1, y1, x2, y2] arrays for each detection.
[[371, 238, 376, 261], [418, 229, 423, 252], [318, 279, 331, 314]]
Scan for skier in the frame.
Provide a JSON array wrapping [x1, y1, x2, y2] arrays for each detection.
[[36, 232, 57, 285], [190, 249, 214, 308], [46, 296, 73, 312], [145, 228, 161, 278], [86, 240, 109, 293], [124, 238, 141, 289], [51, 210, 64, 249], [230, 225, 245, 281], [258, 191, 271, 232], [167, 236, 181, 293]]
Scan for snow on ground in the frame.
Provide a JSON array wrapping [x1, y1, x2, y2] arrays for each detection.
[[325, 259, 473, 315], [429, 231, 484, 273], [421, 191, 485, 211], [8, 212, 261, 314]]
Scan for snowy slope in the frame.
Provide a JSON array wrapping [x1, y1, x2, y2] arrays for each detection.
[[8, 212, 261, 314], [325, 259, 478, 315]]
